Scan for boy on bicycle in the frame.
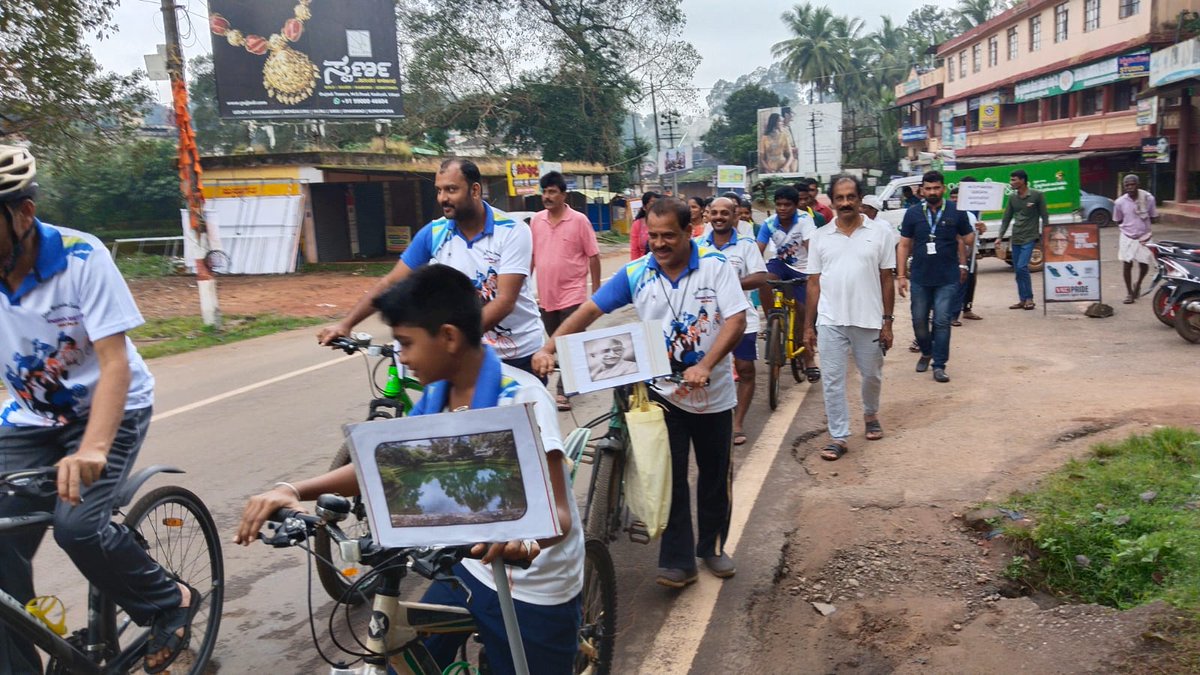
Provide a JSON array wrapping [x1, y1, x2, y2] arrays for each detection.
[[757, 185, 820, 382], [236, 264, 583, 675], [0, 146, 196, 673]]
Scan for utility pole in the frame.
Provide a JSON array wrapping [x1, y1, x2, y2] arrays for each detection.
[[650, 83, 662, 191], [161, 0, 221, 327], [659, 110, 683, 196], [807, 110, 822, 175]]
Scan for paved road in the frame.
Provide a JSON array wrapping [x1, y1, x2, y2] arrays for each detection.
[[31, 252, 795, 673]]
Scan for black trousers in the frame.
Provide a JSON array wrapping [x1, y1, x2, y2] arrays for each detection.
[[650, 393, 733, 570]]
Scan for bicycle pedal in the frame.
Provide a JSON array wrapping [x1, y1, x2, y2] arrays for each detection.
[[627, 520, 651, 545]]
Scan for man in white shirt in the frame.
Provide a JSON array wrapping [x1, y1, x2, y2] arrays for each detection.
[[532, 198, 748, 587], [804, 176, 896, 462], [318, 159, 545, 376], [700, 197, 767, 446]]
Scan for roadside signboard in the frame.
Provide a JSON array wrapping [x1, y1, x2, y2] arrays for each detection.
[[1043, 223, 1101, 303], [506, 160, 540, 196], [942, 159, 1081, 221], [658, 146, 693, 174], [209, 0, 402, 119], [979, 104, 1001, 131], [716, 165, 747, 188], [1136, 97, 1158, 126], [1141, 137, 1171, 164]]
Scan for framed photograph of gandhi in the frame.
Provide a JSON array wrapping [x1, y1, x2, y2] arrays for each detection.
[[557, 320, 671, 395], [345, 404, 563, 548]]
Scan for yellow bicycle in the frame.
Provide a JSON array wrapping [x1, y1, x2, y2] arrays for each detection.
[[765, 278, 808, 410]]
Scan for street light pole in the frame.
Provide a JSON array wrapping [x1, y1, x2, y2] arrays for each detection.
[[161, 0, 221, 327]]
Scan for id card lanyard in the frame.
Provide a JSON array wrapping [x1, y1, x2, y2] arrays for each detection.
[[923, 203, 944, 255]]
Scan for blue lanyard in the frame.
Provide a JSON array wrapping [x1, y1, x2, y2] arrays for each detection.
[[923, 204, 944, 241]]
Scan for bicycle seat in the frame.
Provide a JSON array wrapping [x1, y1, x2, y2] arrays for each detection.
[[0, 468, 58, 500]]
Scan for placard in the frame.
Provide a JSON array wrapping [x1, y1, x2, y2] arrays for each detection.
[[956, 181, 1006, 212], [1043, 223, 1102, 303], [717, 165, 747, 189], [345, 404, 562, 547], [556, 321, 671, 395]]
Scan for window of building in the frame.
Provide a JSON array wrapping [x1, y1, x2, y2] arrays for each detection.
[[949, 62, 955, 82], [1119, 0, 1140, 18], [1020, 100, 1041, 124], [973, 44, 982, 73], [959, 51, 967, 78], [1001, 103, 1020, 127], [988, 36, 999, 67], [1007, 27, 1019, 60], [1113, 79, 1141, 110], [1029, 15, 1042, 51], [1054, 3, 1069, 42], [1048, 92, 1071, 120], [1079, 88, 1104, 115], [1084, 0, 1100, 31]]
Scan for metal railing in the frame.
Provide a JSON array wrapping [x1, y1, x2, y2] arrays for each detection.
[[109, 236, 184, 258]]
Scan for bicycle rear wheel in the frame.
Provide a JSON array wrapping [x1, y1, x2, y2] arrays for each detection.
[[315, 443, 383, 605], [584, 447, 621, 542], [575, 539, 617, 675], [766, 314, 784, 411], [118, 485, 223, 674]]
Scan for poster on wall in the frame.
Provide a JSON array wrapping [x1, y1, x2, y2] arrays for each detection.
[[208, 0, 402, 119], [756, 104, 842, 176], [1141, 137, 1171, 164], [506, 160, 540, 196], [979, 103, 1001, 131], [658, 146, 693, 174], [1043, 223, 1101, 303]]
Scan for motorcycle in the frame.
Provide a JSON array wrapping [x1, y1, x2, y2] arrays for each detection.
[[1149, 240, 1200, 343]]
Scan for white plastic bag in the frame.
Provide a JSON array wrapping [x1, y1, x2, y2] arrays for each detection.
[[622, 383, 671, 539]]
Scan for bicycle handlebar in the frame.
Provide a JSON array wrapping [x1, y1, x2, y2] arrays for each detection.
[[328, 336, 397, 357], [766, 278, 807, 287]]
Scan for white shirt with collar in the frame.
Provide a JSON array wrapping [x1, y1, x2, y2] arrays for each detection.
[[806, 216, 896, 330], [698, 229, 766, 334]]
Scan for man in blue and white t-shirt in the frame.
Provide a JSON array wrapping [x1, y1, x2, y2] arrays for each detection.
[[757, 185, 820, 381], [0, 145, 192, 673], [318, 158, 544, 376], [700, 197, 766, 447], [533, 198, 749, 588]]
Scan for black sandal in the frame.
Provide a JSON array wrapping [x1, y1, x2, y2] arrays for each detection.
[[820, 443, 847, 461], [144, 581, 203, 674], [865, 419, 883, 441], [804, 366, 821, 383]]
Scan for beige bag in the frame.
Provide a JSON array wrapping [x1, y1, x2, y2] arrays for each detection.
[[622, 383, 671, 539]]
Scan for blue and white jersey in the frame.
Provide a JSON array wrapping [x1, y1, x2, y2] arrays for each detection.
[[756, 211, 818, 274], [699, 230, 766, 334], [402, 203, 544, 360], [592, 243, 750, 414], [1, 221, 154, 427], [411, 346, 583, 605]]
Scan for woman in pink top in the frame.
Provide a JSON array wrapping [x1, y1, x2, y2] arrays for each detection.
[[629, 191, 658, 260]]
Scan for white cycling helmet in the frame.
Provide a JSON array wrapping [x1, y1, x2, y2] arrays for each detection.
[[0, 145, 37, 202]]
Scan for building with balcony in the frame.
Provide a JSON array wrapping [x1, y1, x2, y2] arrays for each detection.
[[923, 0, 1197, 200]]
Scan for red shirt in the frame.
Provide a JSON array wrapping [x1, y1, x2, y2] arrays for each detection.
[[530, 206, 600, 311]]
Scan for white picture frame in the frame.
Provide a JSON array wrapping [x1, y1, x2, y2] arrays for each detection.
[[345, 404, 562, 548], [556, 320, 671, 395]]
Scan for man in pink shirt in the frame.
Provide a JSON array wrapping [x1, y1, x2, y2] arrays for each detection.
[[1112, 174, 1158, 304], [530, 171, 601, 409]]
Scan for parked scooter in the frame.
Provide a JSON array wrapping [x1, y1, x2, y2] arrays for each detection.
[[1149, 240, 1200, 343]]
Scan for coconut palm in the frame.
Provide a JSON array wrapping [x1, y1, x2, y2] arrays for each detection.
[[953, 0, 1004, 30], [772, 3, 856, 103]]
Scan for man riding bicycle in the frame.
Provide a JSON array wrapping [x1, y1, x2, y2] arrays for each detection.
[[0, 145, 196, 674]]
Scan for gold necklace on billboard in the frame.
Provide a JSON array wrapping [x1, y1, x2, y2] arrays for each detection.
[[209, 0, 319, 105]]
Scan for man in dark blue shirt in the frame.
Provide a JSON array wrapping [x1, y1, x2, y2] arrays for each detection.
[[896, 171, 975, 383]]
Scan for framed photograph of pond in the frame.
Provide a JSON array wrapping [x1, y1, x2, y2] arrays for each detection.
[[345, 403, 562, 548], [557, 320, 671, 395]]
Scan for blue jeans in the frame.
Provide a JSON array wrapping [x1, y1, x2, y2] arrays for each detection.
[[1012, 241, 1037, 302], [910, 283, 958, 369]]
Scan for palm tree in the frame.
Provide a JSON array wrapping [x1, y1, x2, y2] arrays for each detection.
[[953, 0, 1004, 30], [869, 16, 916, 92], [772, 3, 856, 103]]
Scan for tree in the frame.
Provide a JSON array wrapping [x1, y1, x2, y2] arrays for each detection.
[[772, 4, 857, 103], [0, 0, 150, 159], [701, 85, 786, 165], [904, 4, 955, 56], [952, 0, 1006, 30]]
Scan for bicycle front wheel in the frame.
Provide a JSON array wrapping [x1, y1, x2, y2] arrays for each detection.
[[584, 447, 621, 542], [120, 485, 223, 674], [576, 539, 617, 675], [766, 313, 784, 411], [315, 443, 383, 605]]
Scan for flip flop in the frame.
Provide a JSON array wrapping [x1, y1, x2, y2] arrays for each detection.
[[1123, 295, 1136, 304], [733, 431, 748, 446], [865, 419, 883, 441], [804, 367, 821, 383], [555, 394, 571, 411], [144, 581, 203, 674], [820, 443, 847, 461]]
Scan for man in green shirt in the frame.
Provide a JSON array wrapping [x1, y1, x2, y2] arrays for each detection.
[[998, 169, 1049, 310]]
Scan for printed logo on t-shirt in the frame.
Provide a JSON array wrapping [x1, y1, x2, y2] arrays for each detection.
[[43, 303, 84, 329], [4, 336, 90, 425]]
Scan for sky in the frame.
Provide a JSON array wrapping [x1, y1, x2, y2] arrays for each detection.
[[87, 0, 936, 106]]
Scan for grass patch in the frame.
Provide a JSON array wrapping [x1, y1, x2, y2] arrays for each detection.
[[999, 428, 1200, 610], [596, 229, 629, 245], [131, 315, 324, 359], [299, 261, 395, 277], [117, 253, 178, 279]]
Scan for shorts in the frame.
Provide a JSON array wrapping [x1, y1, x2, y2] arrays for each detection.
[[733, 332, 758, 361], [766, 259, 807, 305]]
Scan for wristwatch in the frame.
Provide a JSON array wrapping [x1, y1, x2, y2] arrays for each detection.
[[882, 314, 894, 321]]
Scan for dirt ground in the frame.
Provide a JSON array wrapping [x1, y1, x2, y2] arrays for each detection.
[[127, 228, 1200, 673]]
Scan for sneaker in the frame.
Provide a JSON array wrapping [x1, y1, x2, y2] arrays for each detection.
[[916, 355, 931, 373], [933, 368, 950, 383], [702, 553, 737, 579], [656, 567, 699, 588]]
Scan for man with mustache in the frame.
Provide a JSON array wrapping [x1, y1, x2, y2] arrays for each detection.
[[804, 176, 896, 461], [317, 158, 544, 377], [530, 171, 601, 409]]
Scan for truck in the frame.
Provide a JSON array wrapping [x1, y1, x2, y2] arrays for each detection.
[[874, 159, 1083, 272]]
